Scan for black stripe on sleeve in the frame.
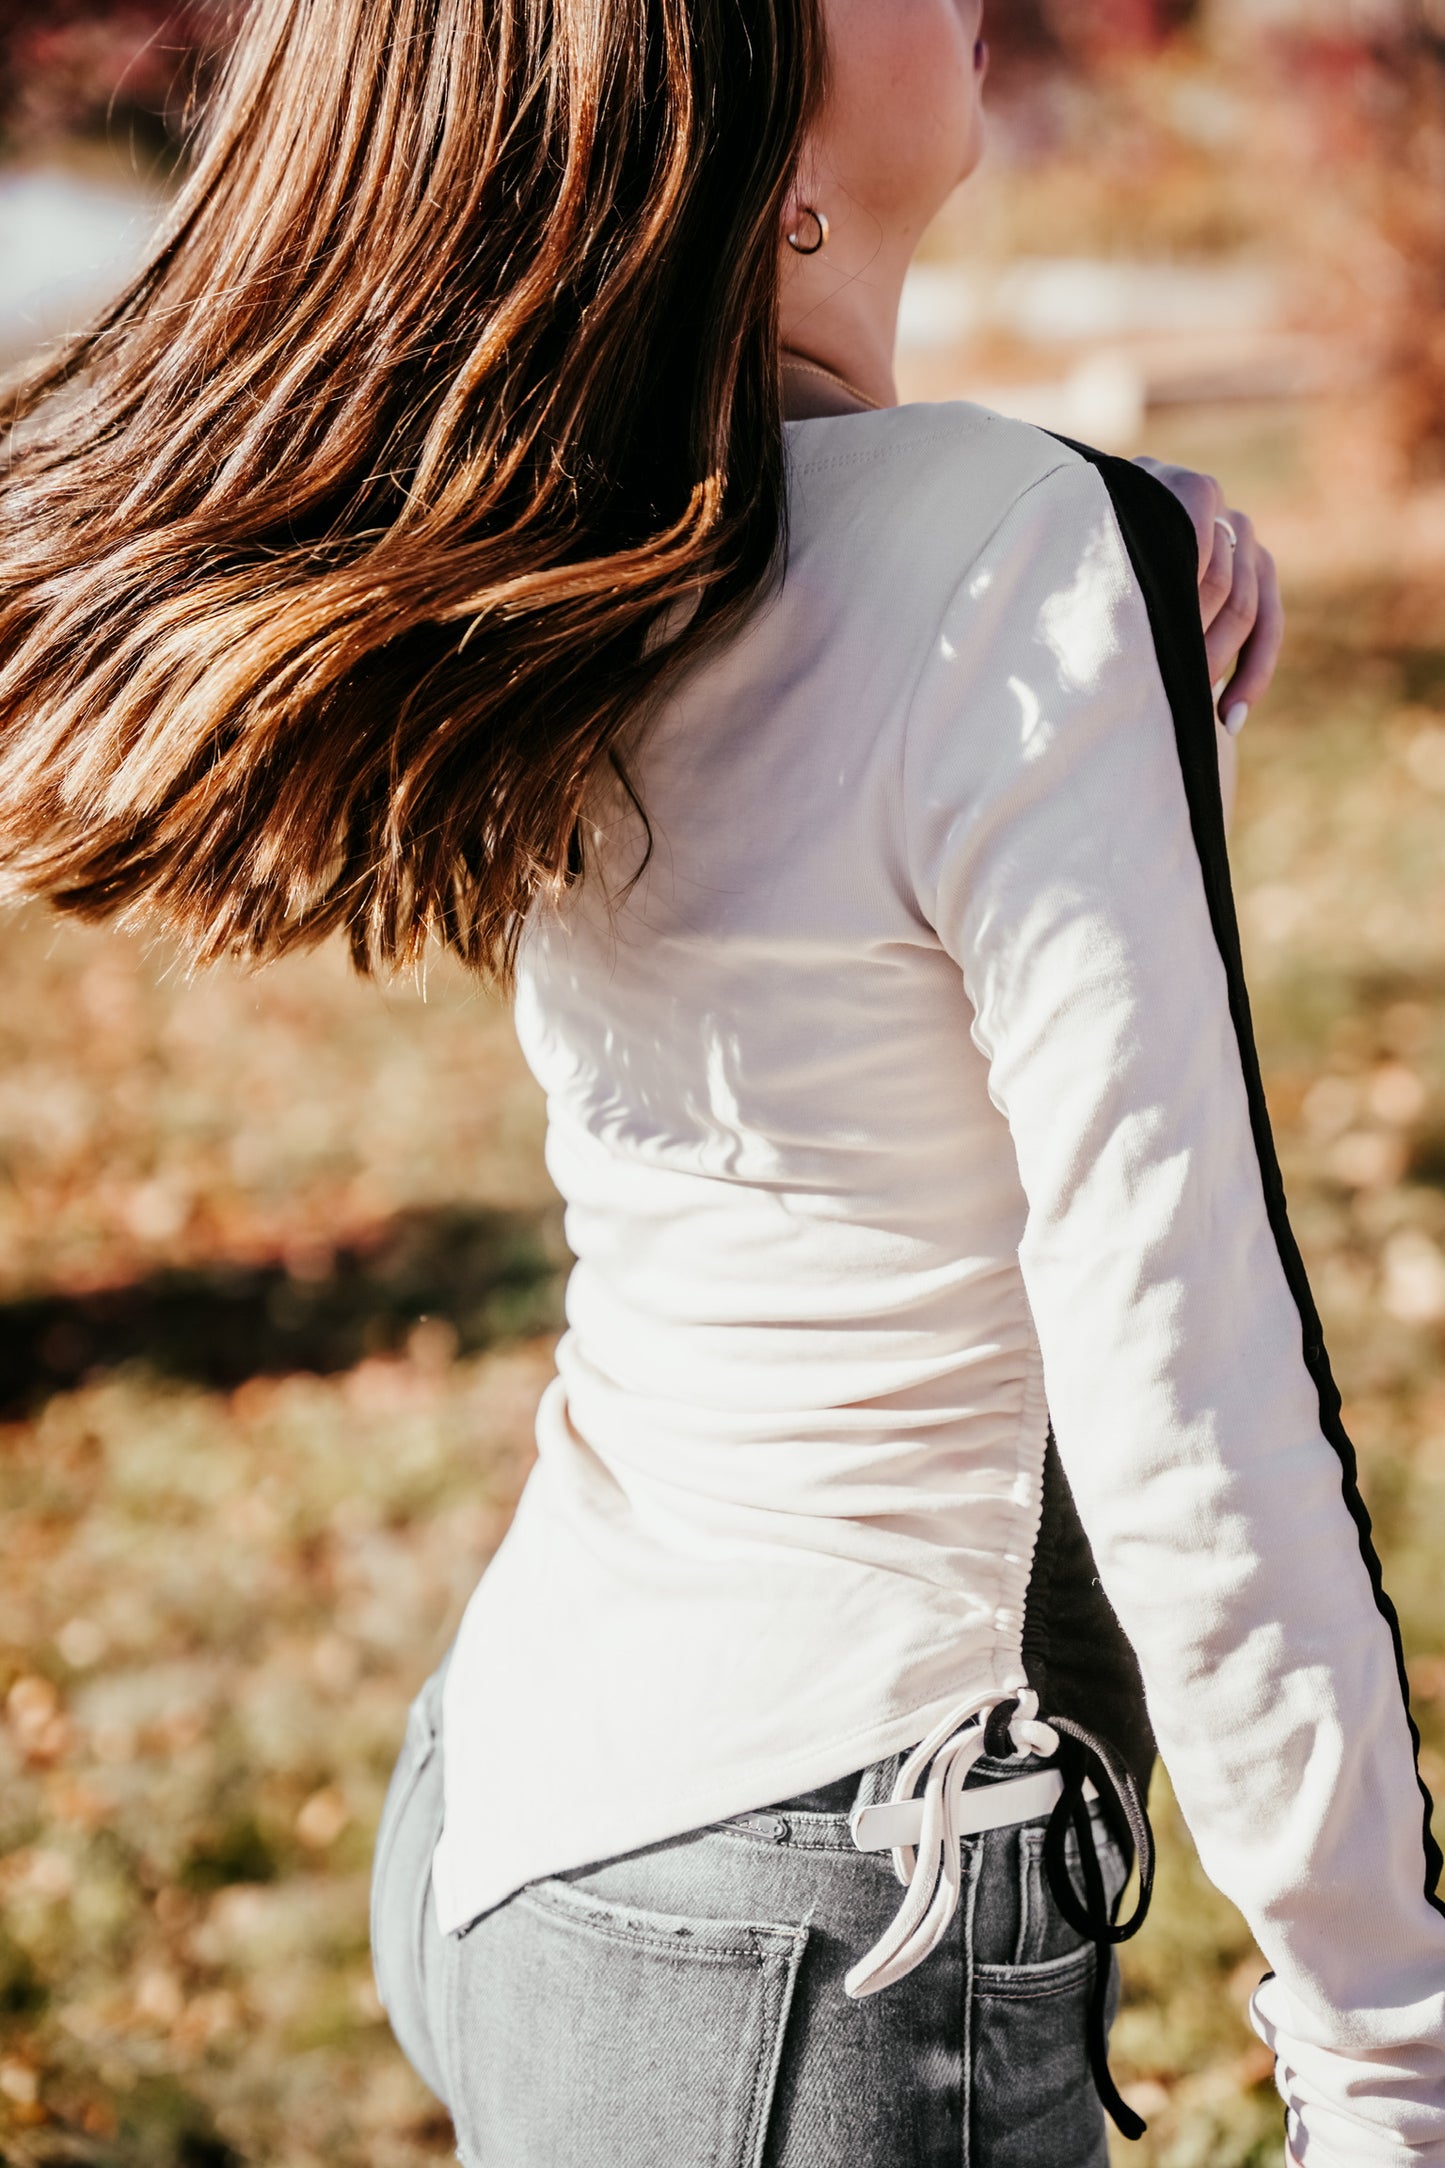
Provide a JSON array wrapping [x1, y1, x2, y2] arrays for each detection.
[[1049, 432, 1444, 1915]]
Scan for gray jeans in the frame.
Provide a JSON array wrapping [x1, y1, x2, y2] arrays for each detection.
[[370, 1659, 1126, 2167]]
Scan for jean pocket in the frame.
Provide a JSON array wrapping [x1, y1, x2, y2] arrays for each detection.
[[970, 1942, 1115, 2168], [445, 1874, 809, 2168], [1014, 1807, 1130, 1966]]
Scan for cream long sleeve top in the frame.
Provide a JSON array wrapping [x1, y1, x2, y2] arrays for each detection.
[[432, 401, 1445, 2165]]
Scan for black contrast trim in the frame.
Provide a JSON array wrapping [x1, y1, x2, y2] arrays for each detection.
[[1051, 433, 1444, 1916], [1021, 1426, 1157, 1822]]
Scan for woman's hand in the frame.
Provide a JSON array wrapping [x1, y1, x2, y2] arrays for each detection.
[[1134, 454, 1282, 833], [1133, 456, 1284, 737]]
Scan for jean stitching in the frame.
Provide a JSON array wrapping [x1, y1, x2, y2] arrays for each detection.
[[1016, 1826, 1045, 1964], [960, 1832, 982, 2168], [518, 1881, 805, 1966], [711, 1818, 868, 1857], [972, 1942, 1096, 1995], [723, 1827, 855, 1856], [741, 1928, 809, 2168]]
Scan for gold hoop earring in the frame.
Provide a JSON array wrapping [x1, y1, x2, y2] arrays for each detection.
[[786, 206, 829, 256]]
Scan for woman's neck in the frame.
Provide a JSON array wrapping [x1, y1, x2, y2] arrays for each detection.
[[778, 233, 906, 419]]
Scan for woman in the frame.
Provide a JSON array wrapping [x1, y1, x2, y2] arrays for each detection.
[[0, 0, 1439, 2162]]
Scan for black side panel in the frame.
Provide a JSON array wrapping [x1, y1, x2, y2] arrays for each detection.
[[1022, 1428, 1157, 1817], [1049, 433, 1444, 1913]]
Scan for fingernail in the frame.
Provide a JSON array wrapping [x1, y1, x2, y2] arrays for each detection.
[[1224, 701, 1249, 737]]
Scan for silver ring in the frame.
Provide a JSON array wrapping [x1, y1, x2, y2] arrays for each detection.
[[1214, 516, 1239, 550]]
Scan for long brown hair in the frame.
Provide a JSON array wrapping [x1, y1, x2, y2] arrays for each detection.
[[0, 0, 823, 980]]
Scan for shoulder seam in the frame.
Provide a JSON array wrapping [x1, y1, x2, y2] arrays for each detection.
[[894, 456, 1083, 924], [786, 426, 984, 481], [786, 407, 1085, 483]]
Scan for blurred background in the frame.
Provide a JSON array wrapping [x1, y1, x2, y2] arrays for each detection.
[[1, 3, 1444, 2163]]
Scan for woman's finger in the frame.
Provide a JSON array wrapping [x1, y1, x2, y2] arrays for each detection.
[[1131, 459, 1286, 730], [1219, 544, 1285, 720], [1133, 455, 1226, 581], [1202, 510, 1261, 695], [1199, 515, 1237, 633]]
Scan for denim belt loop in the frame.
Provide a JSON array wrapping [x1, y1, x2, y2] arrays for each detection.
[[850, 1751, 904, 1816]]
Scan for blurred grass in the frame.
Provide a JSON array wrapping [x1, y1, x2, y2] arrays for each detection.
[[1, 508, 1444, 2165]]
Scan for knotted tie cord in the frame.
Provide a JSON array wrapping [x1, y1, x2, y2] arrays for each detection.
[[844, 1689, 1156, 2142]]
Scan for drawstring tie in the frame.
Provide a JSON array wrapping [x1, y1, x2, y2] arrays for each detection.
[[844, 1688, 1156, 2142]]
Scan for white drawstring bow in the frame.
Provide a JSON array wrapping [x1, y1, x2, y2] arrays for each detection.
[[843, 1687, 1059, 2000]]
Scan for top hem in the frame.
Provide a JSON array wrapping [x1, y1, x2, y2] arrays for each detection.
[[429, 1654, 1026, 1937]]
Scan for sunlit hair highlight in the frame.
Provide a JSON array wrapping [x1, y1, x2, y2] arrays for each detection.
[[0, 0, 823, 979]]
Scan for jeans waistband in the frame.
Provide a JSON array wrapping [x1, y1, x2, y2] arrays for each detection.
[[750, 1746, 1058, 1828]]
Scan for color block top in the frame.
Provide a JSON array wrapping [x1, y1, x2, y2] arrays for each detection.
[[432, 402, 1445, 2165]]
